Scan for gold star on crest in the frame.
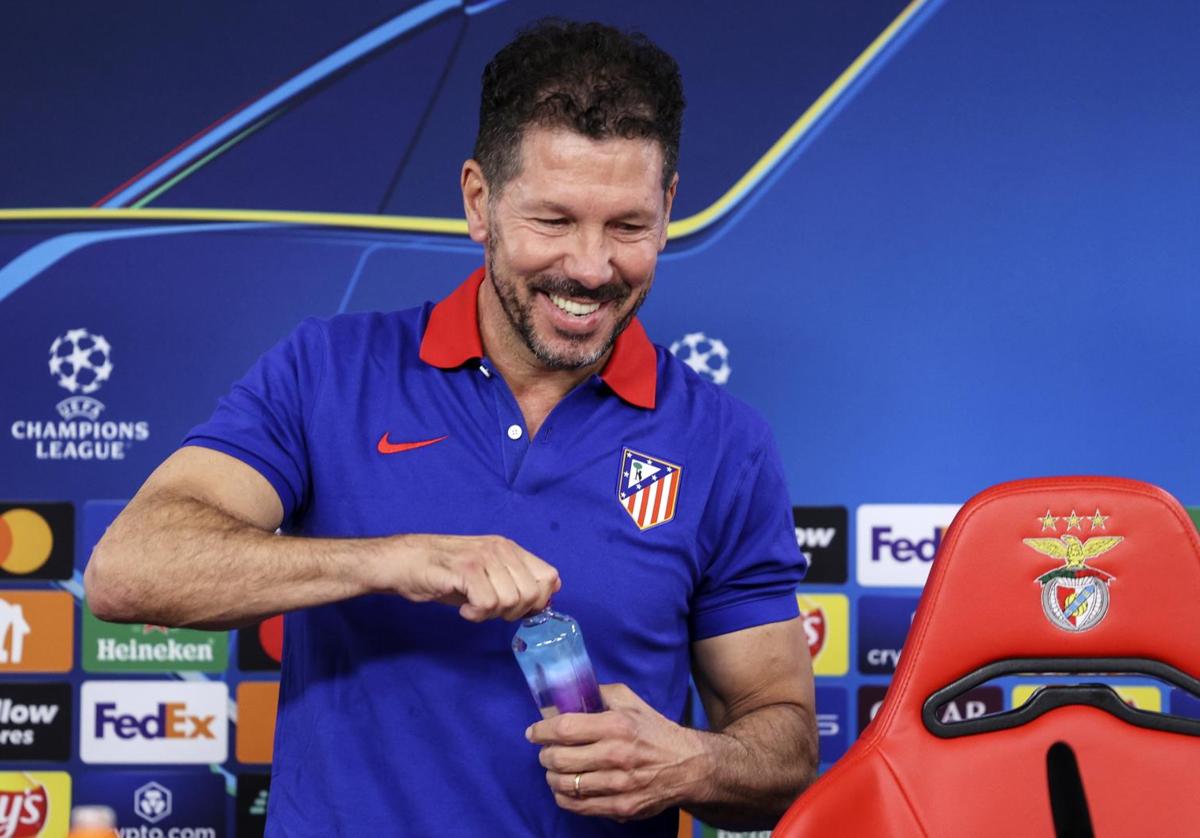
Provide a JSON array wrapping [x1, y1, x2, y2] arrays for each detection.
[[1064, 510, 1084, 531], [1039, 510, 1059, 531], [1090, 509, 1109, 530]]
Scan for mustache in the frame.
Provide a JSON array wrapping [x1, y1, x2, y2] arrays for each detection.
[[531, 275, 629, 304]]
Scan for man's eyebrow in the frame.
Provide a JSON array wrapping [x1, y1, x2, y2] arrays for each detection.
[[522, 199, 658, 223], [527, 201, 574, 216]]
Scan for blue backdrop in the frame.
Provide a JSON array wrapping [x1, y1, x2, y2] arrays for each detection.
[[2, 1, 1198, 835]]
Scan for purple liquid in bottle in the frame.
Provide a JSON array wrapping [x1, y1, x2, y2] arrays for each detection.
[[512, 607, 604, 718]]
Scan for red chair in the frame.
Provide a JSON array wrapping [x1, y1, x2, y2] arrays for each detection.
[[774, 477, 1200, 837]]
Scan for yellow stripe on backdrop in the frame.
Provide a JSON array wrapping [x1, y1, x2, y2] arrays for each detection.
[[0, 0, 932, 241]]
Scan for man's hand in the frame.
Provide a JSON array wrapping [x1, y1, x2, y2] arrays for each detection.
[[371, 533, 561, 621], [528, 683, 708, 821]]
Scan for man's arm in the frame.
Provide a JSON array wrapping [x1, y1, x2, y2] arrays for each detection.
[[528, 617, 817, 828], [84, 446, 560, 630]]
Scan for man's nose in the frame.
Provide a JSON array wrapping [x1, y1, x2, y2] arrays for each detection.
[[561, 227, 615, 288]]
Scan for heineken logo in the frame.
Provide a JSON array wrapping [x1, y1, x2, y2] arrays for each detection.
[[1023, 508, 1122, 632], [96, 637, 216, 664], [83, 604, 227, 673]]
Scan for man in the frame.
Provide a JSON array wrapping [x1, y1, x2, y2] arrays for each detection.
[[85, 20, 817, 836]]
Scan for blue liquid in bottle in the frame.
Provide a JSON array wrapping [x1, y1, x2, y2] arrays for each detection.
[[512, 607, 604, 718]]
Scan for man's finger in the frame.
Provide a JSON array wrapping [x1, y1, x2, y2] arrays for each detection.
[[457, 562, 499, 622], [538, 740, 634, 774], [482, 558, 523, 619], [546, 767, 640, 799], [527, 711, 624, 746], [597, 682, 641, 708], [496, 554, 541, 620]]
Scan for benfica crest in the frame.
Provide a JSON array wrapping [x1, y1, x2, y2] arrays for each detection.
[[617, 448, 682, 530], [1023, 509, 1121, 632]]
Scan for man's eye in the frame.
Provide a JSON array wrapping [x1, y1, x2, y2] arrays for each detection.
[[536, 218, 568, 226], [615, 224, 646, 233]]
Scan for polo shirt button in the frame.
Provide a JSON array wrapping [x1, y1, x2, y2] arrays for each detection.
[[507, 424, 523, 440]]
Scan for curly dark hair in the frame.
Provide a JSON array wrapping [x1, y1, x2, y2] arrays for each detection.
[[473, 19, 685, 193]]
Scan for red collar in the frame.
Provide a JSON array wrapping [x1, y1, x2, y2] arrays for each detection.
[[419, 267, 657, 409]]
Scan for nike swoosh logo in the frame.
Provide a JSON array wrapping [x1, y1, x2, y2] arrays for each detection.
[[377, 433, 448, 454]]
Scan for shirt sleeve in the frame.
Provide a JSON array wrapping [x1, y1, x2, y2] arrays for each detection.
[[690, 429, 807, 641], [181, 318, 327, 524]]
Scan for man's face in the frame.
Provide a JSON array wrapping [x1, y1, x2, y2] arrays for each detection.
[[478, 127, 675, 371]]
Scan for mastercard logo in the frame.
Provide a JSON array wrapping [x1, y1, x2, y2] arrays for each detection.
[[0, 503, 72, 581], [0, 508, 54, 575]]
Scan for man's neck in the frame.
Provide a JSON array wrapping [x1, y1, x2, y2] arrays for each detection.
[[477, 278, 608, 437]]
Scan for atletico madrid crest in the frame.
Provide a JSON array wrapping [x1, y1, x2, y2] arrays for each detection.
[[617, 448, 682, 530]]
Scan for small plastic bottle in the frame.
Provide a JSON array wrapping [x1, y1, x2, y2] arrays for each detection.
[[512, 606, 604, 717]]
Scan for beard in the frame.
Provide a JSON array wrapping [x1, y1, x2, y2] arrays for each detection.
[[486, 243, 650, 371]]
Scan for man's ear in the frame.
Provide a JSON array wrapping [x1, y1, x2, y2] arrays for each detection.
[[658, 172, 679, 250], [461, 159, 490, 244]]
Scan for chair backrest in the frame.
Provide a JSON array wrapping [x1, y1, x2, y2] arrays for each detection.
[[774, 477, 1200, 837]]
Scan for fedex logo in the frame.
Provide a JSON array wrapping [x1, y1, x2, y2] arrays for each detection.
[[871, 526, 945, 563], [81, 681, 227, 764], [856, 504, 960, 587], [95, 702, 215, 740]]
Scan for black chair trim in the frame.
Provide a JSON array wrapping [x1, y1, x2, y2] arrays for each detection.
[[922, 657, 1200, 738]]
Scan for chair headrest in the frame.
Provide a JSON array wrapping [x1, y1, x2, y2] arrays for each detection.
[[880, 476, 1200, 729]]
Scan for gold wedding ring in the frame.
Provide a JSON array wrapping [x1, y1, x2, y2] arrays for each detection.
[[573, 772, 582, 798]]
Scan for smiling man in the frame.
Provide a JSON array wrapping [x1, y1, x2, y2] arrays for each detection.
[[85, 20, 817, 836]]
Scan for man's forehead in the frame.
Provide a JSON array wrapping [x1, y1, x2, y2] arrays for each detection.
[[505, 127, 666, 205]]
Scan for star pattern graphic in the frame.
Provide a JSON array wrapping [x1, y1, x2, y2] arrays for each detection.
[[1039, 510, 1059, 531], [1090, 509, 1109, 529], [1064, 509, 1084, 531]]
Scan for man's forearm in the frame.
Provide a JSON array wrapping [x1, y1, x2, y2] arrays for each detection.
[[85, 490, 375, 630], [681, 702, 818, 830]]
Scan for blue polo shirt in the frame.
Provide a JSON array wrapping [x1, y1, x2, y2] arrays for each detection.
[[185, 268, 806, 837]]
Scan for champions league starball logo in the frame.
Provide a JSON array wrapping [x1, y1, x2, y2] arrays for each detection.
[[669, 331, 731, 385], [8, 327, 150, 460], [49, 328, 113, 396], [48, 328, 112, 421]]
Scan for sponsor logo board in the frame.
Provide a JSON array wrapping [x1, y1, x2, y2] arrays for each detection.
[[1012, 684, 1160, 712], [73, 770, 224, 837], [856, 504, 960, 587], [857, 595, 920, 675], [930, 687, 1004, 726], [235, 682, 279, 765], [0, 771, 70, 838], [236, 773, 270, 838], [857, 685, 890, 735], [792, 507, 847, 585], [0, 683, 71, 762], [796, 594, 849, 677], [815, 685, 847, 765], [82, 603, 228, 673], [0, 592, 73, 673], [0, 504, 73, 582], [1172, 689, 1200, 720], [80, 681, 228, 764], [237, 617, 282, 672]]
